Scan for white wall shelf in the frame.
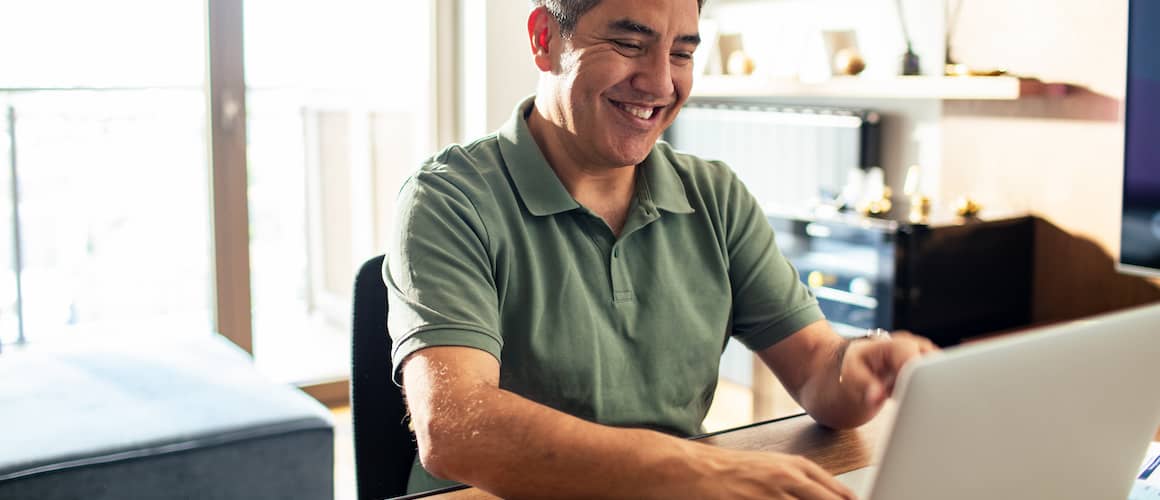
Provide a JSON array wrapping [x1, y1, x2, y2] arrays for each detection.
[[691, 75, 1073, 101]]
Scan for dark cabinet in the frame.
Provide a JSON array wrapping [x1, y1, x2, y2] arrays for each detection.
[[768, 213, 1034, 346]]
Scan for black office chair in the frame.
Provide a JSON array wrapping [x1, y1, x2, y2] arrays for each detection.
[[351, 255, 417, 500]]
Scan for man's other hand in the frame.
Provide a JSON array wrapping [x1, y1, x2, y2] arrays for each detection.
[[839, 331, 939, 408]]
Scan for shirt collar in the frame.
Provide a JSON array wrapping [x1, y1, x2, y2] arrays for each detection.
[[498, 96, 579, 216], [638, 145, 695, 215], [498, 95, 694, 217]]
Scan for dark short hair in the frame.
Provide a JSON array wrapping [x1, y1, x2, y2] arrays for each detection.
[[531, 0, 705, 36]]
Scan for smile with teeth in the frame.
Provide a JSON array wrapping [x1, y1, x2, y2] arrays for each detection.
[[613, 100, 661, 121]]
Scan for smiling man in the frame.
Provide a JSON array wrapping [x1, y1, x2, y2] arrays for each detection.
[[385, 1, 936, 498]]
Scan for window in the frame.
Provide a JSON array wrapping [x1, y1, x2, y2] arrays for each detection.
[[0, 1, 438, 388], [0, 0, 212, 344], [244, 1, 435, 383]]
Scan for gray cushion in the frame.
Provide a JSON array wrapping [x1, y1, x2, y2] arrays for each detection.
[[0, 333, 334, 500]]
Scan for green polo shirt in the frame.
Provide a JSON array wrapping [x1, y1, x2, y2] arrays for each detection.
[[386, 96, 823, 493]]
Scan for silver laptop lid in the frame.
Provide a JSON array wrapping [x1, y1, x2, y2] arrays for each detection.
[[867, 303, 1160, 500]]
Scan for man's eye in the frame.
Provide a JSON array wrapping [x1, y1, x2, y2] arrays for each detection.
[[612, 40, 643, 51], [671, 52, 693, 60]]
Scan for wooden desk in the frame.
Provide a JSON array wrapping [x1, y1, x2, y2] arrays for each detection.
[[695, 408, 889, 476], [410, 409, 891, 499]]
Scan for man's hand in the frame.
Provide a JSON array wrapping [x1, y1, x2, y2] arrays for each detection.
[[839, 331, 939, 409], [760, 321, 940, 429], [700, 448, 857, 500]]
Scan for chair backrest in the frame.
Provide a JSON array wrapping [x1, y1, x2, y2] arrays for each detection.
[[351, 255, 416, 500]]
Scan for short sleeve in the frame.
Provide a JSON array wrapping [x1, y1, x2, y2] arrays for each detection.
[[722, 170, 824, 351], [385, 171, 502, 385]]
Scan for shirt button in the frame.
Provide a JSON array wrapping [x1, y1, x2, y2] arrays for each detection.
[[613, 247, 619, 258]]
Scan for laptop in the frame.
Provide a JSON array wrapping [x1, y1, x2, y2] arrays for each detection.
[[836, 303, 1160, 499]]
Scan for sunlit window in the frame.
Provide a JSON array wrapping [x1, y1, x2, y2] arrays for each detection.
[[0, 0, 212, 345], [245, 0, 434, 383]]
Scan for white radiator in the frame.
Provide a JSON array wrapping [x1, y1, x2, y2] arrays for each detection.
[[666, 102, 880, 213]]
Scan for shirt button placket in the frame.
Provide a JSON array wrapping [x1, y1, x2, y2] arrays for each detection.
[[610, 243, 633, 303]]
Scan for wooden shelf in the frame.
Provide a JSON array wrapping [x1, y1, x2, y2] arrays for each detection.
[[691, 75, 1073, 100]]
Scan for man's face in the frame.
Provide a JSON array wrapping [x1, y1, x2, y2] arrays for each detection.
[[544, 0, 700, 169]]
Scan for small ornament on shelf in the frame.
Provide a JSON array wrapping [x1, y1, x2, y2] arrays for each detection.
[[945, 0, 965, 74], [834, 48, 866, 76], [726, 50, 756, 76], [954, 195, 983, 218], [909, 195, 933, 224], [820, 30, 862, 78], [895, 0, 922, 75], [941, 0, 1007, 78], [903, 165, 932, 224], [857, 167, 893, 217], [901, 47, 922, 76], [860, 197, 894, 217]]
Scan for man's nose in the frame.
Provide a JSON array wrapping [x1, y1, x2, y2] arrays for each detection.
[[630, 49, 675, 100]]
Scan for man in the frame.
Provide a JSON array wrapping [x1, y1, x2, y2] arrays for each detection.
[[386, 0, 937, 498]]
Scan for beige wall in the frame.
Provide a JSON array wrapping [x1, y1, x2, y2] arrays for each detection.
[[485, 1, 538, 131], [940, 0, 1128, 253], [463, 0, 539, 140], [938, 0, 1160, 316]]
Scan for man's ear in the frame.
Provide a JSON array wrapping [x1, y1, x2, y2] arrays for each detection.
[[527, 7, 553, 72]]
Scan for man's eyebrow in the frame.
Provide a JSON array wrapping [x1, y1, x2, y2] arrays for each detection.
[[607, 18, 701, 46], [677, 33, 702, 46], [608, 18, 658, 38]]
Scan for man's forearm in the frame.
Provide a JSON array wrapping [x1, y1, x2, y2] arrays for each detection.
[[419, 384, 717, 499], [408, 346, 859, 499]]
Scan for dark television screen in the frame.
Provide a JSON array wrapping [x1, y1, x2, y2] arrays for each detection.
[[1121, 0, 1160, 275]]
